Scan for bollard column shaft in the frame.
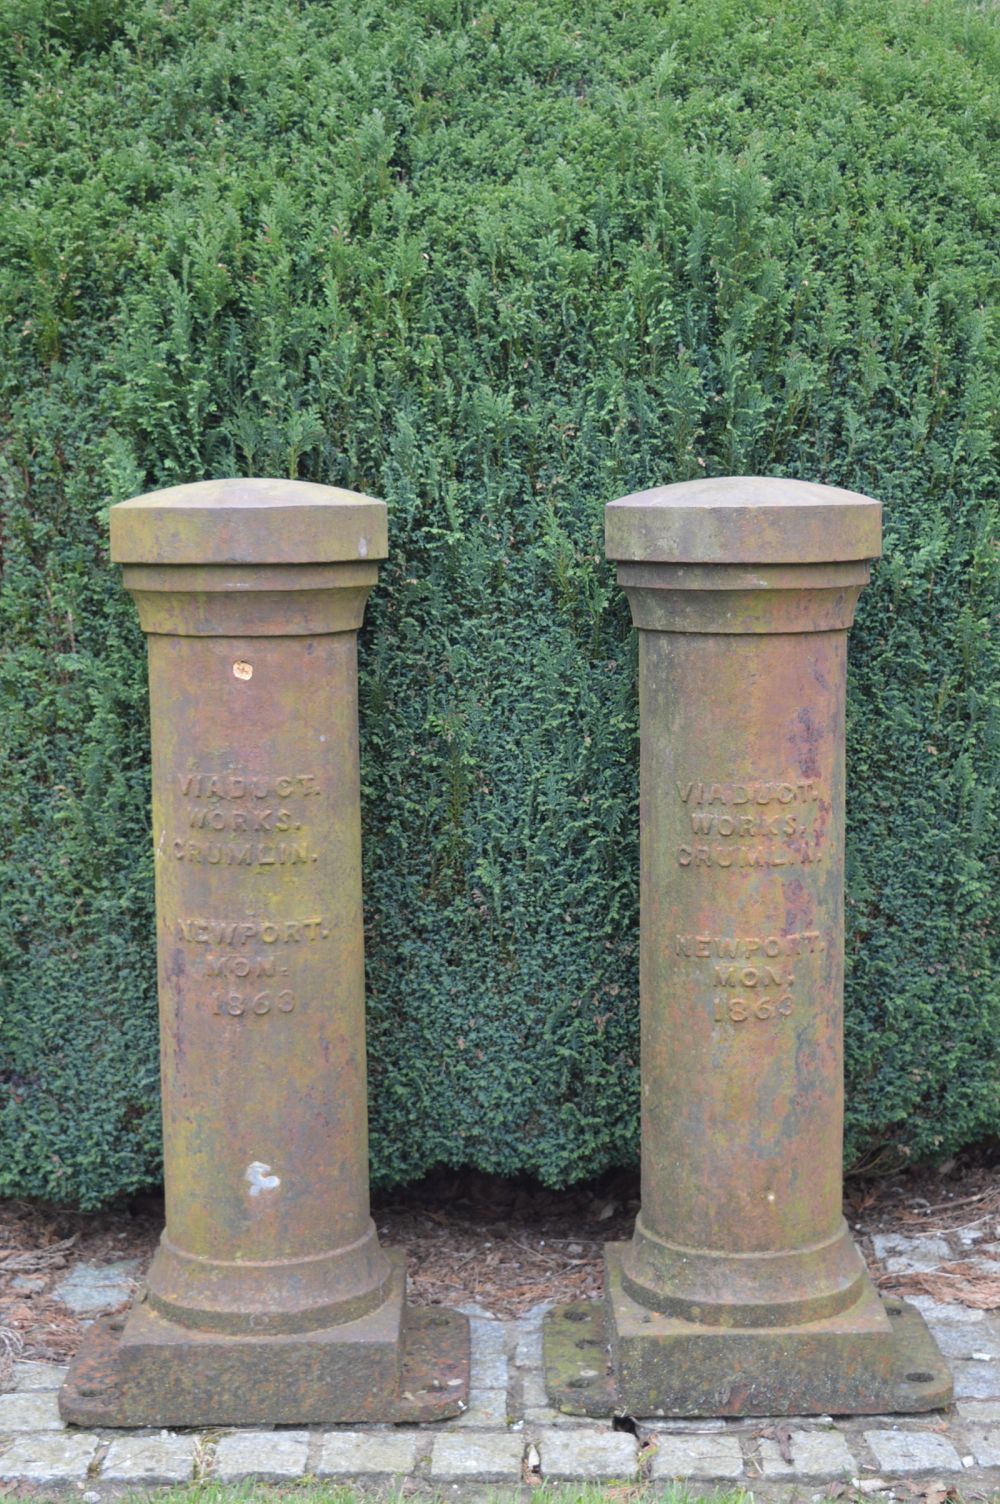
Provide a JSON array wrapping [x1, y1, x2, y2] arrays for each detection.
[[146, 612, 383, 1333], [625, 604, 859, 1325], [61, 479, 469, 1427], [544, 477, 950, 1418]]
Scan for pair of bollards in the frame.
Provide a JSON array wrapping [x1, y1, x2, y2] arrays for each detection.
[[61, 476, 950, 1428]]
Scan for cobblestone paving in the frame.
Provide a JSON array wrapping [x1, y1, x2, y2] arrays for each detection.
[[5, 1240, 1000, 1491]]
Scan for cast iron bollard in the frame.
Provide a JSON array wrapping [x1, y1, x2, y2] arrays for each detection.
[[61, 478, 469, 1426], [545, 477, 951, 1416]]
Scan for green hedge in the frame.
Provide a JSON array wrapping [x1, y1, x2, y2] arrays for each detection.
[[1, 0, 997, 1206]]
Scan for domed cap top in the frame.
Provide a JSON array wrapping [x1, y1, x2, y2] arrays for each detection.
[[605, 476, 881, 566], [110, 478, 387, 567]]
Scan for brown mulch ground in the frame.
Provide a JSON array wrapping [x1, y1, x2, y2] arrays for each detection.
[[2, 1149, 999, 1374], [377, 1168, 639, 1314], [846, 1147, 1000, 1311]]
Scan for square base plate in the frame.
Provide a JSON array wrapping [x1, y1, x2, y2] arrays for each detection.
[[544, 1244, 952, 1417], [60, 1250, 469, 1426]]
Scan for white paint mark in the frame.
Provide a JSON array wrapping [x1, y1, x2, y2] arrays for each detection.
[[358, 535, 368, 558], [246, 1161, 280, 1196], [233, 661, 253, 680]]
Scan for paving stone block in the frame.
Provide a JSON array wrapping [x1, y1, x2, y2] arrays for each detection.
[[213, 1430, 309, 1481], [514, 1325, 544, 1369], [755, 1429, 857, 1478], [650, 1433, 745, 1480], [469, 1317, 506, 1360], [101, 1434, 195, 1483], [870, 1235, 950, 1274], [952, 1361, 1000, 1399], [0, 1432, 99, 1482], [430, 1432, 523, 1480], [11, 1361, 67, 1392], [643, 1418, 727, 1433], [0, 1390, 64, 1430], [520, 1369, 549, 1409], [316, 1430, 424, 1476], [537, 1427, 638, 1480], [525, 1406, 580, 1425], [455, 1388, 509, 1427], [865, 1430, 963, 1474], [966, 1428, 1000, 1468], [958, 1400, 1000, 1423], [11, 1275, 46, 1295], [520, 1301, 555, 1328], [51, 1260, 139, 1314], [471, 1353, 509, 1389], [908, 1294, 984, 1324], [928, 1325, 1000, 1360]]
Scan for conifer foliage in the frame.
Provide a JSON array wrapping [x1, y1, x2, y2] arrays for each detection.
[[1, 0, 997, 1204]]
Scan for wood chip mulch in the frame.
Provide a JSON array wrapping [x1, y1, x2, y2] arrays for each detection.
[[375, 1169, 639, 1316]]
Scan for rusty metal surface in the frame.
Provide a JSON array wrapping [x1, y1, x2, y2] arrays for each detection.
[[109, 477, 387, 565], [60, 1253, 470, 1426], [395, 1305, 473, 1423], [58, 1313, 127, 1428], [61, 478, 469, 1424], [541, 1301, 617, 1418], [546, 477, 947, 1416], [605, 476, 882, 564], [544, 1260, 952, 1418]]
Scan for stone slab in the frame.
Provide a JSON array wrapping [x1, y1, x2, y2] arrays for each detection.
[[11, 1275, 46, 1294], [755, 1429, 857, 1477], [0, 1390, 64, 1430], [471, 1353, 509, 1388], [11, 1361, 67, 1392], [967, 1428, 1000, 1468], [536, 1427, 638, 1480], [455, 1388, 508, 1426], [908, 1295, 984, 1324], [469, 1318, 506, 1359], [430, 1432, 523, 1480], [870, 1235, 950, 1274], [0, 1432, 99, 1482], [521, 1368, 549, 1409], [101, 1434, 195, 1482], [951, 1360, 1000, 1399], [958, 1399, 1000, 1423], [520, 1300, 555, 1328], [213, 1430, 309, 1481], [650, 1433, 745, 1480], [865, 1429, 964, 1474], [525, 1406, 584, 1425], [316, 1430, 424, 1476], [928, 1325, 1000, 1359], [52, 1260, 139, 1314], [514, 1325, 544, 1369]]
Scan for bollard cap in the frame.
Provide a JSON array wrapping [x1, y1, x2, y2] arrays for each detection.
[[110, 478, 387, 567], [605, 476, 881, 566]]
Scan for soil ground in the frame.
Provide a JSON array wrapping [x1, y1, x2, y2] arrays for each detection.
[[3, 1148, 1000, 1371]]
